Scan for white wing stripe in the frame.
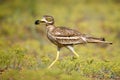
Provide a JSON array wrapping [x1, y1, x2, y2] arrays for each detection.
[[56, 36, 80, 39]]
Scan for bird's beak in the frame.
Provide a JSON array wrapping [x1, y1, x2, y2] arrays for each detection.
[[35, 17, 46, 25], [40, 17, 47, 23]]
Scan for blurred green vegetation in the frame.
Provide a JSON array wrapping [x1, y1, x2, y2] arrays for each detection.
[[0, 0, 120, 80]]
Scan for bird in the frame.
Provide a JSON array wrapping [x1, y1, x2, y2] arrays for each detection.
[[35, 15, 112, 69]]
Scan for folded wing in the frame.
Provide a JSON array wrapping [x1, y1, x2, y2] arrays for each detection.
[[50, 27, 112, 45]]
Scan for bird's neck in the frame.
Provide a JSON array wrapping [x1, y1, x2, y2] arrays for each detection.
[[46, 25, 56, 32]]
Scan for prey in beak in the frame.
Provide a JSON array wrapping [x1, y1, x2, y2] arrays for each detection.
[[35, 17, 47, 25], [35, 15, 54, 25]]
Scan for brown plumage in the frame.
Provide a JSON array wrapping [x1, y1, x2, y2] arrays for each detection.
[[35, 15, 112, 69]]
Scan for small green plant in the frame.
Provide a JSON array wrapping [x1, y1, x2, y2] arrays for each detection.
[[0, 0, 120, 80]]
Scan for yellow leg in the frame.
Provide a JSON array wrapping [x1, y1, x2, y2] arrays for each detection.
[[48, 48, 60, 69], [72, 50, 79, 58], [67, 46, 79, 58]]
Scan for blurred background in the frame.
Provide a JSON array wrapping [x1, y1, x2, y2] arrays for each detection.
[[0, 0, 120, 80]]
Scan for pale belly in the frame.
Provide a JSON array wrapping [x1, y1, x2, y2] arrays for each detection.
[[47, 33, 58, 45]]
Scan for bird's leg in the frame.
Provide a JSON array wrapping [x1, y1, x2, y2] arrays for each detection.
[[67, 46, 79, 58], [48, 47, 60, 69]]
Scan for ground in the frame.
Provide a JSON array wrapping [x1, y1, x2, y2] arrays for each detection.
[[0, 0, 120, 80]]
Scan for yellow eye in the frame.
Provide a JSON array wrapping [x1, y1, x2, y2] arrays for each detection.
[[46, 18, 52, 22]]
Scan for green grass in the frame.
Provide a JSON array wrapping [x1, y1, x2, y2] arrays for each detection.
[[0, 0, 120, 80]]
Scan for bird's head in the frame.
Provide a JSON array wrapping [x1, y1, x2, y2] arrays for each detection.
[[35, 15, 54, 25]]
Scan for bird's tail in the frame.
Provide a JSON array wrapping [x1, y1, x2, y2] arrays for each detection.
[[86, 37, 112, 44]]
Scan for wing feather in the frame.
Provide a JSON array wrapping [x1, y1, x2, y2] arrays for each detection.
[[49, 27, 87, 44], [52, 27, 82, 37]]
